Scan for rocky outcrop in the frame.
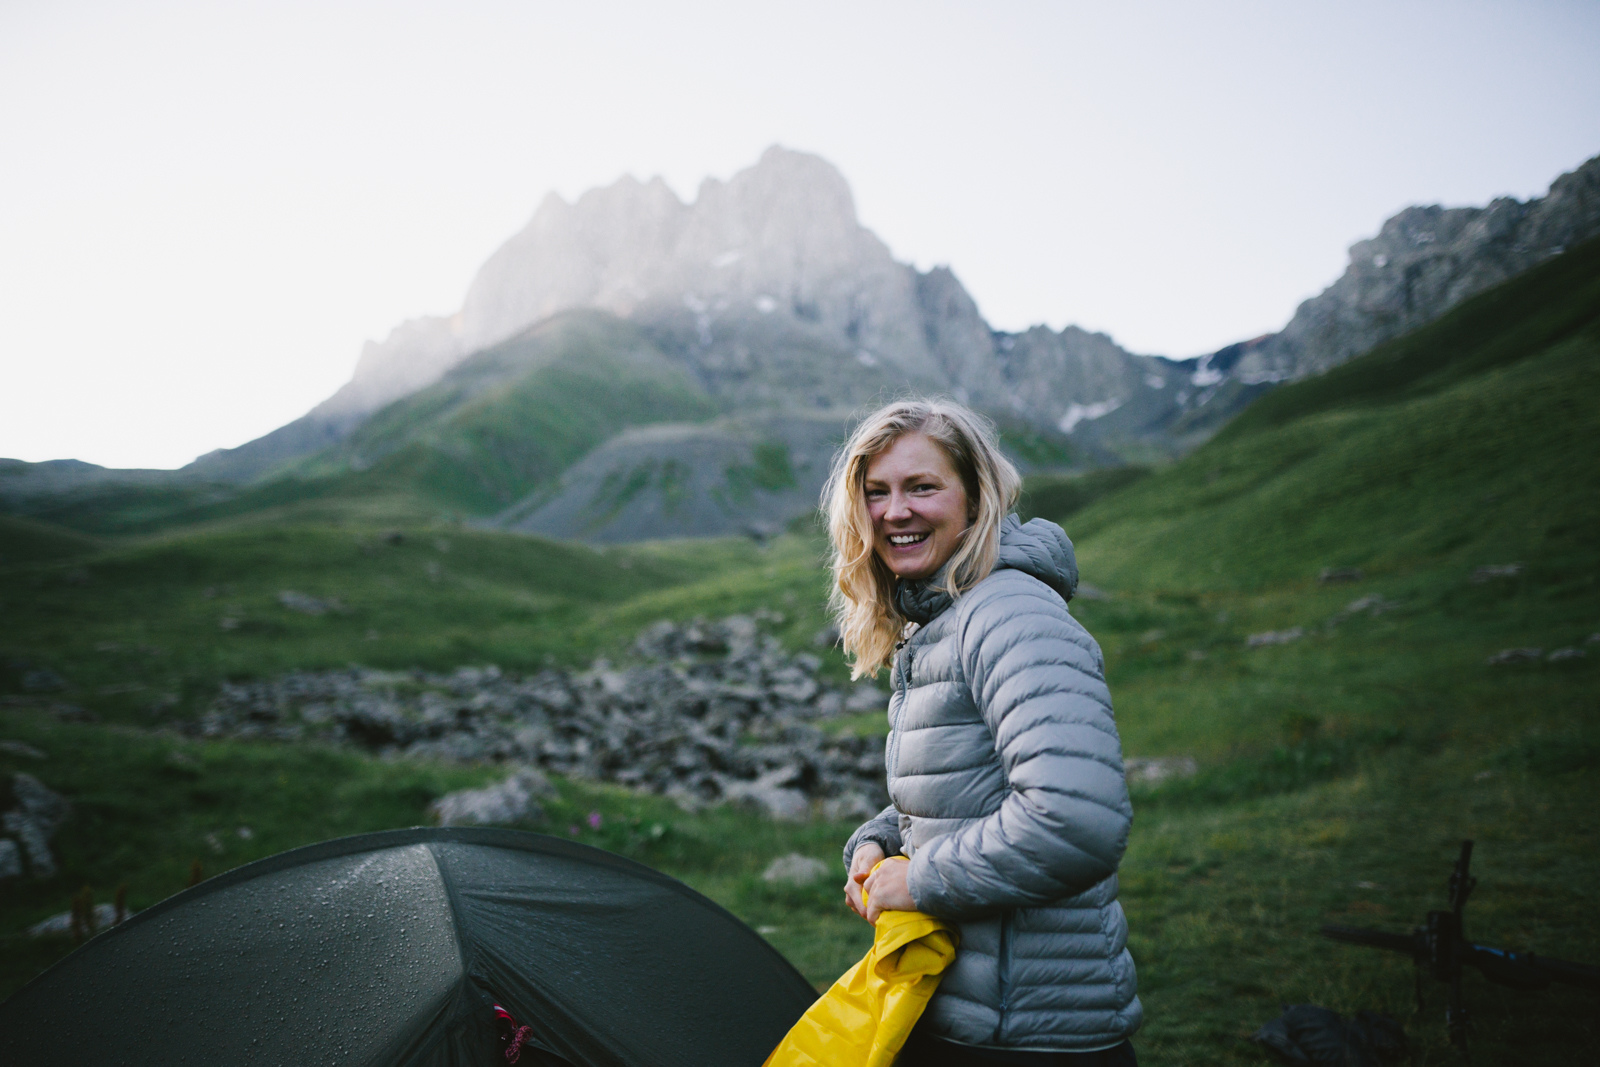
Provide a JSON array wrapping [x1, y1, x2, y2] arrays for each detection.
[[1228, 153, 1600, 383], [429, 768, 554, 827], [1, 773, 69, 880], [192, 614, 891, 818]]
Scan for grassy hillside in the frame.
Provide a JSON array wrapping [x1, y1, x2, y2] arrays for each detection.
[[1069, 235, 1600, 593], [308, 310, 722, 514], [2, 245, 1598, 1062]]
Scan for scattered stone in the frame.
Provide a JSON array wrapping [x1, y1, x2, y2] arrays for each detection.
[[719, 765, 810, 821], [1342, 594, 1398, 617], [1587, 633, 1600, 644], [821, 792, 880, 821], [193, 615, 890, 819], [843, 685, 888, 714], [429, 768, 555, 826], [2, 772, 70, 878], [236, 825, 254, 839], [1247, 627, 1304, 648], [48, 704, 96, 723], [1547, 647, 1586, 662], [0, 741, 46, 760], [1318, 567, 1364, 584], [203, 831, 224, 854], [1486, 648, 1543, 665], [21, 669, 65, 692], [0, 839, 20, 881], [28, 902, 131, 938], [1186, 650, 1207, 662], [1471, 563, 1523, 583], [1124, 756, 1199, 784], [1139, 629, 1165, 645], [762, 853, 831, 886], [277, 590, 344, 616], [1074, 583, 1111, 602], [811, 625, 841, 649]]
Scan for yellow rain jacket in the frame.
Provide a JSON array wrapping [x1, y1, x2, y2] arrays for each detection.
[[763, 864, 957, 1067]]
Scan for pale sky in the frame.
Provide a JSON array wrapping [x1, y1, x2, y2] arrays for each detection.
[[2, 0, 1597, 469]]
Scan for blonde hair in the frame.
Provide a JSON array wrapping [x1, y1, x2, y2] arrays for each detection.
[[823, 398, 1021, 678]]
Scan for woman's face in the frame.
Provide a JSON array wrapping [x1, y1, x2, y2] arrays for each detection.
[[863, 432, 971, 581]]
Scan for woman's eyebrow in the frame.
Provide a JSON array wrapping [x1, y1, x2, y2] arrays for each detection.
[[864, 469, 946, 486]]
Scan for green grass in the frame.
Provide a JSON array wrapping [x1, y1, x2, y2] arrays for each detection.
[[2, 243, 1599, 1062], [334, 312, 722, 514]]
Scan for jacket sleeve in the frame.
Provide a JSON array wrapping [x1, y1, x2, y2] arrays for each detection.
[[905, 574, 1131, 919], [842, 805, 904, 869]]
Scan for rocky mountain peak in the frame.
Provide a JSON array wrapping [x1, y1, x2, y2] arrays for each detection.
[[1227, 152, 1600, 383]]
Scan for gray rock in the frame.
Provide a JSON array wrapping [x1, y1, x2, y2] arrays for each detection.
[[821, 792, 879, 822], [0, 838, 21, 881], [0, 740, 46, 760], [3, 811, 56, 878], [1318, 567, 1364, 584], [1487, 648, 1543, 665], [1471, 563, 1524, 583], [21, 669, 65, 692], [762, 853, 831, 886], [1547, 647, 1586, 662], [429, 768, 553, 826], [277, 590, 344, 615], [10, 773, 69, 834], [1124, 757, 1199, 785], [1246, 628, 1304, 648], [720, 767, 809, 821], [28, 902, 131, 938], [844, 685, 888, 714]]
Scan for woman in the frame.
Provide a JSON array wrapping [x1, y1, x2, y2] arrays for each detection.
[[825, 399, 1141, 1065]]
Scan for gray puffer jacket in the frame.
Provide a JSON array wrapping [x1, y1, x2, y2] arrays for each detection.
[[844, 515, 1141, 1052]]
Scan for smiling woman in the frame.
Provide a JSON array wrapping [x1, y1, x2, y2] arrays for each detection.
[[819, 399, 1142, 1064]]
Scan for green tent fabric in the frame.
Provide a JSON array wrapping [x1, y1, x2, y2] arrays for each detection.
[[0, 828, 816, 1066]]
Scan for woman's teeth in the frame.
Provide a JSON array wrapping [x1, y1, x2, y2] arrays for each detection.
[[888, 533, 929, 546]]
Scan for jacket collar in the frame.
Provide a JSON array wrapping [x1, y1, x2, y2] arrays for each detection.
[[893, 559, 955, 626]]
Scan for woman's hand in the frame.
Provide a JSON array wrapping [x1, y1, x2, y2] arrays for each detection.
[[863, 857, 915, 923], [844, 842, 885, 921]]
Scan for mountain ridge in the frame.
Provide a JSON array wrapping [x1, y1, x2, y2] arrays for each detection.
[[7, 147, 1597, 545]]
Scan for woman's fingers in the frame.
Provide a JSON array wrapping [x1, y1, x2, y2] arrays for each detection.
[[844, 842, 885, 920], [843, 878, 868, 919], [862, 856, 914, 923]]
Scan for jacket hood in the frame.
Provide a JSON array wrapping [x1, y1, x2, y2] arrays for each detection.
[[894, 515, 1079, 625], [995, 514, 1079, 602]]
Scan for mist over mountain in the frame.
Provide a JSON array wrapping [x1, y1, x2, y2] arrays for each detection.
[[187, 147, 1185, 486]]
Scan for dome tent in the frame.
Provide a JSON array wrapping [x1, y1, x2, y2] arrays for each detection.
[[0, 827, 816, 1065]]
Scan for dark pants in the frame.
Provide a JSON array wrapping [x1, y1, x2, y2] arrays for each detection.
[[897, 1031, 1138, 1066]]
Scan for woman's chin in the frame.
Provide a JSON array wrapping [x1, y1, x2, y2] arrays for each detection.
[[886, 554, 937, 580]]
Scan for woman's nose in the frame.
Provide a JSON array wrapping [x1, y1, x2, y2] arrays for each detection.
[[883, 490, 912, 520]]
